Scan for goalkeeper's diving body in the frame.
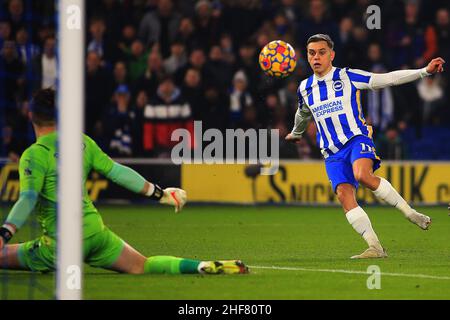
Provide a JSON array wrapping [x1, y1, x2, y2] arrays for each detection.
[[0, 88, 248, 275], [286, 34, 445, 259]]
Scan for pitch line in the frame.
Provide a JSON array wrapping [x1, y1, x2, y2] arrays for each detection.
[[249, 265, 450, 281]]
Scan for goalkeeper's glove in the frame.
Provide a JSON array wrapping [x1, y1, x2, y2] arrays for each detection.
[[148, 184, 187, 212], [160, 188, 187, 213]]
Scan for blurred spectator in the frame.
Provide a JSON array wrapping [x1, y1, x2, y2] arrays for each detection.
[[193, 0, 224, 51], [376, 124, 408, 160], [387, 1, 437, 69], [345, 25, 369, 69], [117, 24, 138, 60], [207, 45, 233, 90], [0, 20, 12, 48], [6, 0, 25, 36], [1, 99, 30, 161], [235, 41, 259, 94], [1, 126, 20, 162], [135, 50, 165, 98], [15, 27, 39, 66], [297, 0, 338, 48], [88, 0, 128, 41], [229, 70, 253, 128], [365, 43, 394, 137], [255, 30, 271, 49], [175, 17, 201, 52], [85, 51, 112, 139], [334, 16, 353, 66], [221, 0, 263, 46], [132, 90, 149, 156], [263, 93, 284, 128], [279, 0, 302, 26], [329, 0, 354, 22], [112, 61, 129, 88], [142, 76, 193, 156], [178, 0, 199, 17], [392, 80, 422, 137], [273, 120, 299, 159], [435, 8, 450, 63], [104, 85, 136, 157], [175, 48, 212, 86], [299, 121, 322, 159], [0, 40, 24, 114], [139, 0, 181, 58], [272, 11, 296, 45], [417, 76, 445, 124], [163, 40, 188, 75], [182, 68, 205, 120], [236, 105, 261, 130], [219, 33, 236, 65], [200, 86, 229, 132], [87, 17, 117, 65], [32, 36, 56, 90], [121, 40, 149, 82], [36, 23, 54, 48], [434, 7, 450, 107], [278, 79, 298, 119]]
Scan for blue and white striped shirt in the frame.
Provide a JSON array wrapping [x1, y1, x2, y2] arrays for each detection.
[[297, 67, 374, 158]]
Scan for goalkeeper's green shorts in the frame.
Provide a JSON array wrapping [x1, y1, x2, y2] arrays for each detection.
[[17, 227, 125, 273]]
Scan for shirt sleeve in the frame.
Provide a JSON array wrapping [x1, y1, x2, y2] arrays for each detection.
[[5, 146, 48, 229], [346, 68, 373, 90], [85, 136, 146, 194], [368, 67, 430, 90], [291, 94, 312, 138], [19, 146, 48, 193], [85, 135, 115, 176], [5, 191, 38, 229], [106, 162, 147, 194]]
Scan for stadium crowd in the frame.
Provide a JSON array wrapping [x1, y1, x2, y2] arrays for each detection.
[[1, 0, 449, 161]]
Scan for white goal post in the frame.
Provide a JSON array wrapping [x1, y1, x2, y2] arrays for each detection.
[[57, 0, 84, 300]]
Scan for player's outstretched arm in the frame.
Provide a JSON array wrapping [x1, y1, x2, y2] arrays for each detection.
[[106, 162, 187, 213], [286, 105, 312, 143], [0, 191, 39, 249], [369, 57, 445, 90], [0, 147, 45, 249], [87, 136, 187, 212]]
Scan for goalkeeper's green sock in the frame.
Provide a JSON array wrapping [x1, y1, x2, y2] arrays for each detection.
[[144, 256, 201, 274]]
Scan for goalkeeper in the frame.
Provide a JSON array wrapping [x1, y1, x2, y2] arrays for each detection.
[[0, 88, 248, 275]]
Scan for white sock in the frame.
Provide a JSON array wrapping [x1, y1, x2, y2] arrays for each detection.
[[372, 178, 414, 217], [346, 207, 382, 250]]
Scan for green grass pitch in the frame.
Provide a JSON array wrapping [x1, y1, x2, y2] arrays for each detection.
[[2, 205, 450, 300]]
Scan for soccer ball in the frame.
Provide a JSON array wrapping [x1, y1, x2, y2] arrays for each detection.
[[259, 40, 297, 78]]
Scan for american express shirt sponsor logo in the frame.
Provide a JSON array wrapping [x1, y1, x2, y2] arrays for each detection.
[[311, 100, 343, 117]]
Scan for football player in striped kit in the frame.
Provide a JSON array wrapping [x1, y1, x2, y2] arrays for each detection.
[[286, 34, 445, 259]]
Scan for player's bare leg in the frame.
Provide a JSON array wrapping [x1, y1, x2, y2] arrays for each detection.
[[353, 158, 431, 230], [336, 183, 386, 259], [0, 244, 29, 270], [336, 183, 359, 213], [108, 242, 147, 274]]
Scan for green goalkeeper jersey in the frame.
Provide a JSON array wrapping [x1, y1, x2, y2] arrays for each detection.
[[19, 132, 114, 239]]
